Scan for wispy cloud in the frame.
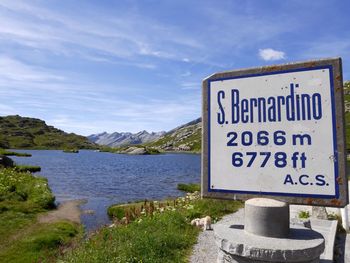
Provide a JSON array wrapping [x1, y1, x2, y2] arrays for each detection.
[[299, 38, 350, 59], [0, 0, 203, 64], [259, 48, 286, 61], [0, 56, 65, 82], [181, 82, 200, 90]]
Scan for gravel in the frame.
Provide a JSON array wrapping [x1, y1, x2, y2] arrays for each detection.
[[189, 209, 245, 263]]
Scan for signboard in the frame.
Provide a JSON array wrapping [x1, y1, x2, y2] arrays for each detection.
[[202, 58, 349, 207]]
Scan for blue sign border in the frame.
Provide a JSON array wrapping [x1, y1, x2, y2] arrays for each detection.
[[207, 65, 339, 199]]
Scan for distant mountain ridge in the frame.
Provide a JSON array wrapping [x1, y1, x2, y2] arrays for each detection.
[[0, 115, 96, 149], [88, 130, 166, 147]]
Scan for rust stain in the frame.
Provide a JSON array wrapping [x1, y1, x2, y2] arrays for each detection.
[[305, 198, 313, 205], [318, 199, 325, 205], [330, 199, 341, 206], [336, 176, 343, 185], [336, 75, 341, 80], [264, 66, 281, 72], [305, 62, 317, 68]]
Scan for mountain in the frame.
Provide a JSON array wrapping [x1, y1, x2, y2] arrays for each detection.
[[145, 117, 202, 153], [0, 115, 96, 149], [88, 130, 166, 147]]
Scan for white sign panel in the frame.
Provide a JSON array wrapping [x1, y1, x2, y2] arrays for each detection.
[[203, 59, 349, 206]]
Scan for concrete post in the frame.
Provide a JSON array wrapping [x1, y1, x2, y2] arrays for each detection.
[[245, 198, 289, 238], [341, 206, 349, 231], [215, 198, 325, 263]]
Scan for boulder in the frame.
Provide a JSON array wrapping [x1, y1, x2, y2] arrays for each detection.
[[127, 147, 147, 155], [0, 155, 14, 167]]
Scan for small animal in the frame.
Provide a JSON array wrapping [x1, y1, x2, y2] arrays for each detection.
[[191, 216, 212, 230], [191, 218, 200, 226]]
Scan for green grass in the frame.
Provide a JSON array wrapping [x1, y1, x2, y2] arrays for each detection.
[[14, 165, 41, 173], [177, 183, 200, 193], [0, 149, 31, 157], [0, 221, 81, 263], [0, 167, 81, 262], [0, 115, 97, 149], [0, 168, 55, 208], [63, 211, 198, 263], [63, 149, 79, 153], [88, 192, 242, 263]]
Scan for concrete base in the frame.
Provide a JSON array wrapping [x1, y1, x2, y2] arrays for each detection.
[[214, 198, 325, 263], [218, 249, 320, 263], [215, 224, 324, 263]]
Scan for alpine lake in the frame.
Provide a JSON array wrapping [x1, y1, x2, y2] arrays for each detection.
[[11, 150, 200, 231]]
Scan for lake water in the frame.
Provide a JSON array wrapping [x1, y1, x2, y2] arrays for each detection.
[[11, 150, 201, 231]]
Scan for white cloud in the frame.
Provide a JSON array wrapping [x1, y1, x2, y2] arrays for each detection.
[[259, 48, 286, 61], [0, 0, 203, 64], [181, 82, 199, 90], [0, 56, 65, 82]]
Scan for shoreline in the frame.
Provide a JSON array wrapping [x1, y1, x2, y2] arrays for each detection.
[[38, 199, 86, 224]]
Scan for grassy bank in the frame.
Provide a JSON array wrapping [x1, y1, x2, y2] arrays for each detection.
[[63, 149, 79, 153], [64, 187, 242, 262], [14, 164, 41, 173], [0, 167, 81, 262], [177, 183, 200, 193], [0, 149, 32, 157]]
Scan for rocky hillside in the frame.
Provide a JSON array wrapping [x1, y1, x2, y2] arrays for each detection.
[[88, 130, 165, 147], [0, 115, 96, 149], [145, 118, 202, 153]]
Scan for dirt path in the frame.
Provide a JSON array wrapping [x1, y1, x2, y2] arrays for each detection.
[[38, 199, 85, 224]]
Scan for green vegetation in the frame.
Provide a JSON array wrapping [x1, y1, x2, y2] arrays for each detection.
[[0, 149, 31, 157], [144, 147, 161, 155], [0, 221, 81, 262], [63, 149, 79, 153], [298, 210, 310, 219], [14, 165, 41, 173], [68, 192, 242, 262], [0, 115, 97, 150], [64, 211, 198, 263], [177, 183, 200, 193], [0, 162, 81, 262], [0, 168, 54, 209]]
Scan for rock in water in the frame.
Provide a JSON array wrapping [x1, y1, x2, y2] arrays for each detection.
[[127, 147, 147, 155]]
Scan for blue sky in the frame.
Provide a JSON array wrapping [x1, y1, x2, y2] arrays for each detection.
[[0, 0, 350, 135]]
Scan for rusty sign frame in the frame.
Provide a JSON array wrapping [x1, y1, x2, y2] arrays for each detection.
[[201, 57, 349, 207]]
